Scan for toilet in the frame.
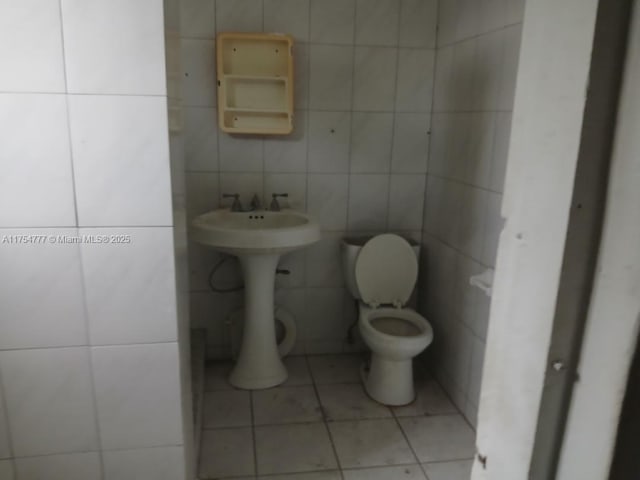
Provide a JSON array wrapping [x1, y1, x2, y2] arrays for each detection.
[[342, 234, 433, 406]]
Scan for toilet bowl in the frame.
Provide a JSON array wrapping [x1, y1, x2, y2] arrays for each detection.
[[342, 234, 433, 406]]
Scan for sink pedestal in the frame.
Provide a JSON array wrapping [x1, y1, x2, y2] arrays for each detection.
[[229, 253, 288, 389]]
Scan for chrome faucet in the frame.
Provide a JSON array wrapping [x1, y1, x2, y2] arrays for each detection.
[[249, 194, 262, 211], [222, 193, 242, 212], [270, 193, 288, 211]]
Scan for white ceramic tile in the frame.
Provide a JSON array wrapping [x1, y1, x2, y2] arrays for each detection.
[[464, 113, 496, 189], [399, 415, 475, 462], [308, 112, 351, 173], [451, 39, 478, 111], [455, 0, 482, 41], [388, 175, 425, 230], [310, 0, 356, 44], [0, 95, 75, 227], [309, 45, 354, 110], [103, 447, 185, 480], [281, 356, 313, 386], [0, 0, 65, 91], [426, 113, 452, 177], [391, 113, 430, 173], [255, 423, 337, 475], [452, 254, 487, 334], [184, 107, 219, 172], [307, 175, 349, 231], [275, 249, 307, 288], [347, 174, 389, 231], [264, 0, 309, 41], [264, 111, 308, 173], [424, 177, 461, 244], [422, 459, 473, 480], [454, 186, 488, 259], [0, 228, 86, 349], [81, 227, 177, 345], [481, 0, 507, 33], [0, 348, 98, 456], [181, 39, 217, 107], [216, 0, 263, 32], [436, 0, 458, 46], [301, 289, 347, 343], [199, 428, 254, 478], [92, 343, 183, 449], [253, 386, 322, 425], [218, 173, 264, 209], [355, 0, 399, 46], [353, 47, 397, 111], [62, 0, 165, 95], [474, 31, 505, 111], [219, 132, 263, 172], [0, 394, 9, 459], [317, 384, 391, 421], [399, 0, 437, 48], [505, 0, 526, 25], [350, 113, 394, 173], [329, 419, 414, 468], [392, 379, 458, 417], [264, 173, 307, 211], [260, 471, 341, 480], [395, 49, 434, 113], [305, 232, 344, 287], [307, 355, 362, 384], [498, 25, 523, 111], [186, 172, 220, 220], [468, 336, 486, 408], [180, 0, 216, 38], [14, 452, 100, 480], [68, 95, 172, 227], [343, 464, 426, 480], [0, 461, 13, 480], [203, 390, 251, 428], [432, 45, 455, 112], [490, 112, 512, 193], [294, 43, 310, 109], [482, 192, 503, 267]]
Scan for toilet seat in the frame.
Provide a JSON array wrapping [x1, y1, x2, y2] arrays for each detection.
[[354, 234, 418, 308]]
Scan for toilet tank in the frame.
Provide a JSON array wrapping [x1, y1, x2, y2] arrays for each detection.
[[341, 235, 421, 301]]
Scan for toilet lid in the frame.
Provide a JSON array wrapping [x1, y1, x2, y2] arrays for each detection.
[[355, 234, 418, 308]]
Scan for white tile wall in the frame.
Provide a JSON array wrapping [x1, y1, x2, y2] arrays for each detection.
[[14, 452, 101, 480], [418, 0, 523, 427], [0, 1, 189, 477], [182, 0, 436, 357], [92, 343, 183, 450], [80, 227, 178, 345], [0, 95, 76, 227], [0, 348, 98, 456], [68, 95, 172, 226], [61, 0, 166, 95], [0, 229, 86, 350], [0, 0, 65, 93], [102, 446, 186, 480]]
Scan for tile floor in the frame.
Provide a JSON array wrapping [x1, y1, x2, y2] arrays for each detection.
[[199, 354, 475, 480]]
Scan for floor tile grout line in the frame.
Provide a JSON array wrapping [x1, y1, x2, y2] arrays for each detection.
[[304, 354, 346, 480], [249, 390, 259, 478]]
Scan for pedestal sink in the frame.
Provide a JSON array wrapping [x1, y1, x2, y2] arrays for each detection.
[[191, 209, 320, 389]]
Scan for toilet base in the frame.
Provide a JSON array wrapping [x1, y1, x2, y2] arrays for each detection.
[[362, 354, 415, 406]]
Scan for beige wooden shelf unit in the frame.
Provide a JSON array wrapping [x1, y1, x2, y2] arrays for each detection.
[[216, 32, 294, 135]]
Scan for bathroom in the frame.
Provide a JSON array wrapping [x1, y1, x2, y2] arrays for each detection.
[[1, 0, 639, 479]]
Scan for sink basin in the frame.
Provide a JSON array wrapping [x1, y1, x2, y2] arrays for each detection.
[[190, 208, 320, 390], [191, 209, 320, 255]]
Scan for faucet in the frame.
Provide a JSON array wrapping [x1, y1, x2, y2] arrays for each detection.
[[270, 193, 288, 211], [249, 194, 262, 211], [222, 193, 242, 212]]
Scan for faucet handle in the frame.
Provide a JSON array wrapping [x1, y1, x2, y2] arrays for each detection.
[[270, 193, 289, 211], [222, 193, 242, 212]]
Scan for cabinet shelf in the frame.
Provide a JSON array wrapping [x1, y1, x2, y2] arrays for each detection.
[[217, 33, 294, 135]]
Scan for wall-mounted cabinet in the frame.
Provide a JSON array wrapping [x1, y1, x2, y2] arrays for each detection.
[[216, 33, 294, 135]]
